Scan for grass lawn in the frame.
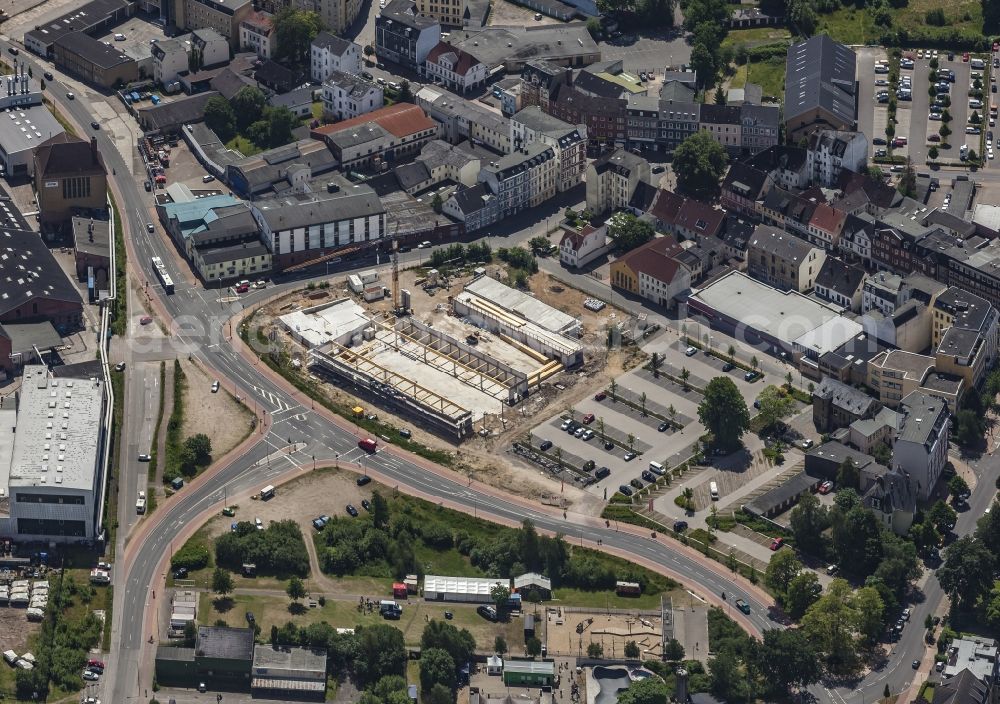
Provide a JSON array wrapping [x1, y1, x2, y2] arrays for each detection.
[[922, 683, 935, 702], [816, 7, 878, 45], [745, 57, 786, 101], [896, 0, 982, 34], [413, 544, 487, 578], [310, 101, 323, 120], [225, 135, 263, 157], [721, 27, 791, 50], [200, 592, 527, 648], [551, 586, 666, 610]]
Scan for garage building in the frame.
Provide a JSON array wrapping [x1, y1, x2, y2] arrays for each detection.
[[251, 645, 327, 701], [423, 575, 508, 603]]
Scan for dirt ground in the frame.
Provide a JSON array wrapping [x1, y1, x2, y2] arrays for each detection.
[[253, 269, 644, 514], [179, 358, 254, 460], [546, 607, 664, 659], [0, 607, 40, 656]]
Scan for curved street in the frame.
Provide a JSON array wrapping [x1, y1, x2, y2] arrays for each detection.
[[0, 34, 989, 704]]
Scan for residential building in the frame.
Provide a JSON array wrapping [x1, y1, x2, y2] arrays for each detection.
[[893, 390, 949, 500], [155, 626, 255, 688], [250, 189, 387, 270], [585, 148, 650, 214], [296, 0, 362, 36], [311, 103, 439, 170], [807, 130, 867, 187], [862, 467, 916, 536], [720, 162, 772, 216], [425, 41, 486, 93], [375, 0, 441, 72], [941, 636, 1000, 688], [863, 272, 907, 316], [447, 25, 598, 74], [609, 235, 691, 308], [519, 60, 570, 113], [151, 37, 191, 86], [739, 104, 781, 154], [746, 224, 826, 292], [478, 142, 557, 216], [171, 0, 253, 47], [52, 32, 138, 88], [419, 87, 511, 153], [226, 139, 337, 199], [936, 327, 988, 390], [698, 104, 742, 155], [868, 350, 935, 407], [413, 0, 465, 26], [747, 145, 810, 191], [861, 299, 935, 353], [321, 71, 384, 120], [814, 256, 865, 311], [784, 34, 857, 142], [442, 182, 498, 232], [559, 222, 610, 268], [191, 27, 229, 68], [932, 286, 999, 368], [849, 406, 901, 454], [0, 365, 106, 541], [33, 134, 108, 232], [648, 190, 726, 242], [416, 139, 482, 187], [310, 32, 360, 83], [839, 212, 875, 264], [509, 106, 586, 192], [239, 12, 275, 59], [806, 202, 847, 250], [812, 377, 880, 432]]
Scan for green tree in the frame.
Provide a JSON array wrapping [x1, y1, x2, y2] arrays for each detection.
[[754, 628, 822, 696], [929, 145, 940, 160], [938, 535, 995, 611], [355, 624, 407, 684], [682, 487, 694, 511], [287, 576, 306, 603], [607, 212, 655, 251], [755, 384, 795, 430], [928, 500, 957, 534], [624, 640, 640, 659], [617, 676, 670, 704], [398, 80, 414, 103], [650, 352, 663, 378], [490, 583, 510, 617], [785, 571, 822, 620], [421, 619, 476, 670], [372, 491, 389, 529], [664, 638, 685, 661], [419, 648, 455, 692], [949, 475, 971, 501], [231, 86, 267, 130], [274, 7, 323, 63], [983, 582, 1000, 629], [526, 637, 542, 656], [680, 367, 691, 391], [431, 193, 443, 213], [765, 549, 803, 597], [265, 106, 297, 148], [672, 131, 728, 200], [800, 579, 860, 674], [709, 649, 748, 702], [211, 567, 233, 597], [586, 16, 602, 36], [835, 457, 860, 491], [494, 636, 507, 656], [184, 433, 212, 465], [714, 86, 726, 105], [853, 585, 885, 643], [689, 42, 718, 88], [898, 158, 917, 198], [425, 684, 453, 704], [587, 642, 603, 657], [698, 376, 750, 450], [205, 96, 236, 141]]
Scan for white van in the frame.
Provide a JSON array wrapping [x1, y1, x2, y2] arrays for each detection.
[[709, 481, 719, 500], [3, 650, 17, 667], [648, 461, 665, 476], [260, 485, 275, 500]]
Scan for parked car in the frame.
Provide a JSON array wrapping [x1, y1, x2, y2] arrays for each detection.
[[172, 567, 189, 579], [477, 605, 498, 621], [642, 470, 655, 482], [623, 451, 637, 461], [685, 346, 697, 356], [594, 391, 607, 401], [630, 478, 644, 489], [744, 370, 759, 382], [211, 380, 220, 393], [595, 466, 611, 479], [618, 484, 634, 496], [346, 505, 359, 517], [658, 422, 670, 432], [357, 475, 372, 486], [673, 520, 688, 532], [582, 413, 595, 424], [560, 418, 572, 431], [818, 480, 834, 494], [770, 537, 784, 551], [539, 439, 553, 451], [255, 517, 264, 530]]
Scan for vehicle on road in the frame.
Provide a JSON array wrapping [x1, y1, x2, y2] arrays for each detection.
[[91, 121, 100, 130], [735, 598, 751, 614], [359, 437, 377, 452], [43, 71, 53, 80], [7, 47, 17, 55], [66, 92, 74, 99]]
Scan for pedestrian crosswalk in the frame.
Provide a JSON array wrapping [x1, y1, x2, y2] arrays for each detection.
[[253, 384, 290, 412]]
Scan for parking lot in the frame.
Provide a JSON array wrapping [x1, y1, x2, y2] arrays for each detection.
[[529, 330, 779, 497]]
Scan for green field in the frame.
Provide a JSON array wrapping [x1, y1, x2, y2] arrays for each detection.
[[816, 7, 879, 45], [730, 58, 787, 101], [721, 27, 791, 50]]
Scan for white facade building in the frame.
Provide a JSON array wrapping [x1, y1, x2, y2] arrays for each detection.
[[192, 27, 230, 68], [311, 32, 361, 83], [893, 391, 950, 501], [0, 366, 107, 542], [424, 42, 486, 94], [807, 130, 868, 188], [239, 12, 275, 59], [151, 37, 191, 87], [321, 71, 384, 121]]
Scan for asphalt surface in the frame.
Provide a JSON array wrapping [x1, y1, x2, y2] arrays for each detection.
[[3, 33, 995, 704]]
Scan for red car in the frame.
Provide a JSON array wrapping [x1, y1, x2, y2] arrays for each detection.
[[358, 437, 377, 452], [964, 52, 971, 62], [770, 537, 784, 551], [818, 480, 834, 495], [140, 316, 153, 325], [582, 413, 595, 424], [87, 660, 105, 670], [993, 41, 999, 51], [894, 137, 908, 147], [236, 283, 250, 293], [594, 391, 607, 401]]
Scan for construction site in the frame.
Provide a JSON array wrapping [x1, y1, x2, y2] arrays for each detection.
[[275, 257, 585, 439]]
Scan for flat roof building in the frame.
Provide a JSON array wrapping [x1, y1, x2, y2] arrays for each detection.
[[251, 645, 327, 700], [0, 105, 64, 179], [0, 366, 106, 542], [424, 575, 508, 602]]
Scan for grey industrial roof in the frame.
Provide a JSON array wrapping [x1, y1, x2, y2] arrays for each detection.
[[254, 191, 385, 231], [196, 240, 270, 265], [748, 224, 814, 263], [24, 0, 132, 47], [230, 139, 336, 191], [0, 226, 82, 317], [0, 105, 64, 158], [897, 391, 947, 446], [815, 377, 878, 416], [54, 32, 134, 69], [934, 286, 995, 332], [512, 105, 577, 136], [784, 33, 856, 124], [138, 92, 219, 131], [942, 637, 999, 682], [7, 365, 103, 492], [429, 91, 509, 134], [699, 103, 741, 125], [195, 626, 254, 661], [72, 217, 110, 258], [938, 326, 981, 359], [447, 25, 598, 70], [252, 645, 327, 674], [744, 471, 817, 516], [728, 82, 762, 105], [741, 103, 780, 127], [464, 274, 577, 334], [313, 32, 356, 56], [659, 80, 696, 103], [2, 321, 62, 355], [418, 139, 481, 171], [591, 147, 645, 177], [805, 440, 879, 473]]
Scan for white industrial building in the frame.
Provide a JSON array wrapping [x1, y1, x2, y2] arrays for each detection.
[[0, 365, 107, 542], [423, 575, 508, 602], [454, 275, 583, 367], [280, 298, 371, 349]]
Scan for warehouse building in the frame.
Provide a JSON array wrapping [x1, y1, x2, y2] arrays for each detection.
[[0, 365, 107, 541], [0, 101, 65, 179], [503, 660, 555, 687], [423, 575, 507, 602], [513, 573, 551, 600], [155, 626, 255, 689], [251, 645, 327, 700]]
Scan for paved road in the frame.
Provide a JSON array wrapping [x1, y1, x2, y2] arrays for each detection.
[[2, 34, 991, 704], [118, 359, 161, 537]]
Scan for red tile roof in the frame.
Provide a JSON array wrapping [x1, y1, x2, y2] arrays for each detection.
[[810, 202, 847, 234], [426, 41, 482, 77], [311, 103, 436, 140], [649, 189, 684, 224], [560, 223, 597, 252], [617, 235, 685, 284], [674, 198, 725, 238]]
